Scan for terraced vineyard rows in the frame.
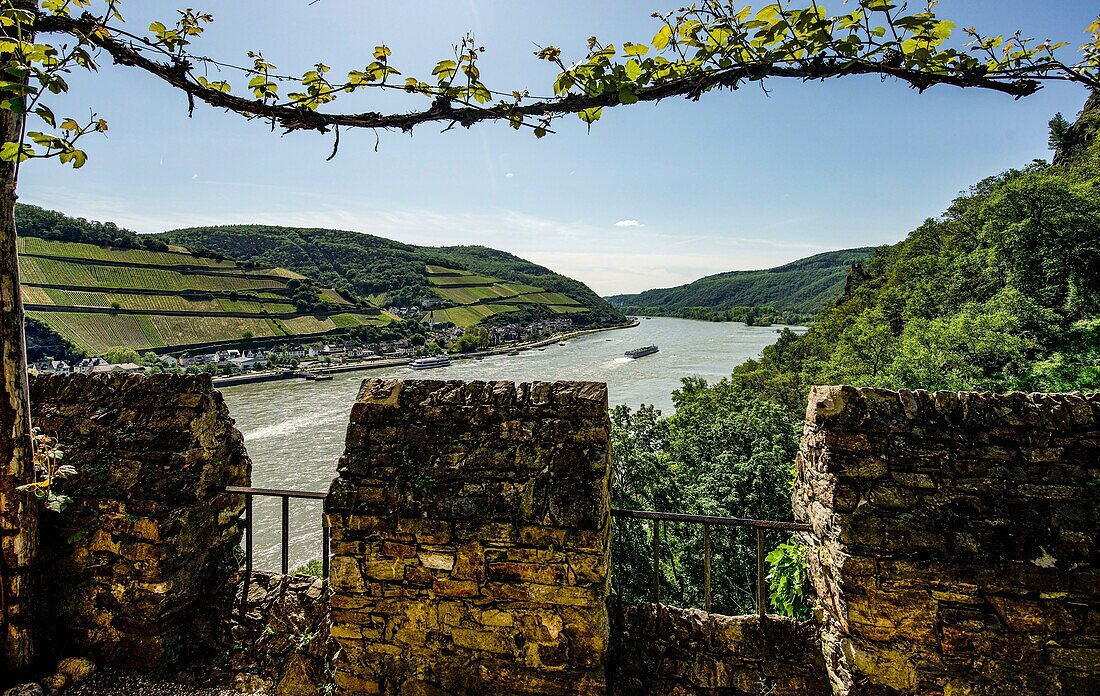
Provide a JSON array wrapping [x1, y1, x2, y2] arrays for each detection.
[[426, 304, 519, 328], [27, 311, 285, 354], [280, 313, 388, 334], [425, 265, 588, 326], [319, 287, 352, 305], [23, 288, 297, 314], [19, 256, 286, 292], [28, 312, 157, 353], [427, 273, 503, 287], [19, 238, 385, 355], [432, 285, 516, 304], [20, 285, 53, 304], [18, 236, 239, 268]]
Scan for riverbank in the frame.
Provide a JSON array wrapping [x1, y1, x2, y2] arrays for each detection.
[[212, 319, 639, 388]]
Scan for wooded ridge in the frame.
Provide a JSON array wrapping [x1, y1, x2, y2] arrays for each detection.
[[607, 247, 874, 324]]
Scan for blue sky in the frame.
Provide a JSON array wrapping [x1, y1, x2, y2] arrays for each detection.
[[19, 1, 1097, 294]]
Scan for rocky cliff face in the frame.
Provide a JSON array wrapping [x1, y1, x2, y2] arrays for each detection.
[[1052, 89, 1100, 165]]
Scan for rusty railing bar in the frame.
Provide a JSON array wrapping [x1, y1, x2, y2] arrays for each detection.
[[611, 508, 811, 532], [651, 518, 660, 605], [756, 527, 767, 618], [225, 484, 327, 500], [240, 493, 253, 616], [703, 523, 712, 613], [223, 485, 329, 580], [281, 495, 290, 575]]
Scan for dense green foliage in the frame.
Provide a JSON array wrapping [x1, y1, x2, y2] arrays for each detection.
[[103, 347, 140, 365], [450, 327, 490, 353], [159, 227, 624, 326], [285, 278, 345, 313], [160, 225, 429, 304], [765, 540, 812, 619], [24, 317, 83, 363], [607, 248, 873, 324], [610, 380, 800, 615], [611, 95, 1100, 617], [15, 203, 170, 252], [732, 178, 1100, 408]]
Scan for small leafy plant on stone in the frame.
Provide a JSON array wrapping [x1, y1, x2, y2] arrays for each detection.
[[294, 629, 316, 652], [395, 457, 437, 498], [16, 428, 77, 513], [765, 537, 812, 620], [317, 661, 337, 695], [292, 559, 324, 577]]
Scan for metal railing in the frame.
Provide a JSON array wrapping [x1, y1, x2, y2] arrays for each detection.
[[224, 485, 330, 613], [610, 508, 811, 616], [220, 485, 808, 618]]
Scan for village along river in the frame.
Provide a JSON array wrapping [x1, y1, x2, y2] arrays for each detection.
[[219, 316, 804, 570]]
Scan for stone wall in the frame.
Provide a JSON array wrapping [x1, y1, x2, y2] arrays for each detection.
[[325, 379, 612, 695], [794, 386, 1099, 695], [29, 373, 250, 668], [607, 602, 829, 695]]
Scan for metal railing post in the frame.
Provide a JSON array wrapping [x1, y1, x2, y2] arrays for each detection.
[[322, 522, 331, 579], [241, 493, 253, 615], [756, 527, 766, 619], [651, 518, 660, 605], [703, 523, 712, 613], [281, 495, 290, 575]]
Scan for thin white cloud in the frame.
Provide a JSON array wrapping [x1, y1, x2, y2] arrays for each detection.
[[614, 219, 645, 228]]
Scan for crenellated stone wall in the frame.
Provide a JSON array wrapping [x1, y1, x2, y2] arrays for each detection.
[[29, 373, 250, 669], [15, 374, 1098, 695], [607, 602, 829, 695], [325, 378, 612, 695], [794, 386, 1099, 695]]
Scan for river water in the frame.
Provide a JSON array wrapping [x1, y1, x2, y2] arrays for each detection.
[[219, 317, 801, 570]]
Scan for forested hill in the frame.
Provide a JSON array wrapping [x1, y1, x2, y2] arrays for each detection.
[[17, 203, 171, 252], [606, 247, 875, 324], [719, 90, 1100, 416], [158, 225, 624, 326], [609, 95, 1100, 619]]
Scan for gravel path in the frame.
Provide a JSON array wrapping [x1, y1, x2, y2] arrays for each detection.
[[66, 668, 238, 696]]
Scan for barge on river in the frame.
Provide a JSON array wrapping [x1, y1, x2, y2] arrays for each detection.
[[625, 345, 659, 359]]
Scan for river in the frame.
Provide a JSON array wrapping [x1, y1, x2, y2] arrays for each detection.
[[219, 317, 802, 570]]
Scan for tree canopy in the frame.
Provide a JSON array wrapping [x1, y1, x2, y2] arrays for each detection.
[[3, 1, 1099, 170]]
